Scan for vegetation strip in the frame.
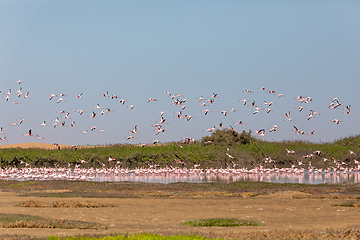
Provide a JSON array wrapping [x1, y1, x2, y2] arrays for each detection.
[[183, 218, 263, 227], [0, 131, 358, 171], [332, 201, 360, 207]]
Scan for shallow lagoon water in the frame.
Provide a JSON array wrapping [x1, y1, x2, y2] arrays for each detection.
[[93, 171, 360, 184], [2, 167, 360, 184]]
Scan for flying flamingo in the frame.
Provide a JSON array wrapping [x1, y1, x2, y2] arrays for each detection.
[[75, 110, 86, 115], [201, 109, 212, 115], [155, 128, 166, 135], [22, 129, 33, 137], [75, 93, 83, 98], [125, 136, 137, 140], [49, 94, 56, 100], [331, 119, 342, 124], [243, 89, 254, 93], [129, 125, 138, 134], [344, 105, 351, 114], [269, 125, 278, 132], [219, 110, 228, 116], [35, 134, 45, 140], [159, 117, 166, 123], [147, 98, 158, 102], [239, 99, 248, 105], [38, 121, 46, 127]]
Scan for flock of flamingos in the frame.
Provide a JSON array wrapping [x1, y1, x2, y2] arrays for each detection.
[[0, 161, 359, 184], [0, 80, 358, 183]]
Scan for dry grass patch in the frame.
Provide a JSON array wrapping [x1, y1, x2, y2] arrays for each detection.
[[18, 200, 114, 208], [185, 191, 241, 198], [332, 200, 360, 207], [142, 191, 174, 198], [240, 191, 259, 197], [0, 213, 106, 229], [292, 194, 360, 200]]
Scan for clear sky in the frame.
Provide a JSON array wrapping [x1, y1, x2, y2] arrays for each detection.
[[0, 1, 359, 146]]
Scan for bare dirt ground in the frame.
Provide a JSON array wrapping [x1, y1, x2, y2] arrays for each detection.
[[0, 190, 359, 239]]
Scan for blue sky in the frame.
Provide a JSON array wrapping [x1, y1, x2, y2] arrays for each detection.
[[0, 1, 359, 146]]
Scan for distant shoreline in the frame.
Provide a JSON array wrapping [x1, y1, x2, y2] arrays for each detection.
[[0, 143, 74, 149]]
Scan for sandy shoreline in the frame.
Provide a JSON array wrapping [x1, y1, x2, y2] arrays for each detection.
[[0, 143, 73, 149]]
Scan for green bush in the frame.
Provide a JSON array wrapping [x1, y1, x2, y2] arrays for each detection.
[[201, 129, 254, 145]]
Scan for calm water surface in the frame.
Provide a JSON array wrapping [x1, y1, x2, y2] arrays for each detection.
[[93, 171, 360, 184]]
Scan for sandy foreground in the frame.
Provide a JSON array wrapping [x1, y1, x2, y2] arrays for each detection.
[[0, 190, 359, 239]]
